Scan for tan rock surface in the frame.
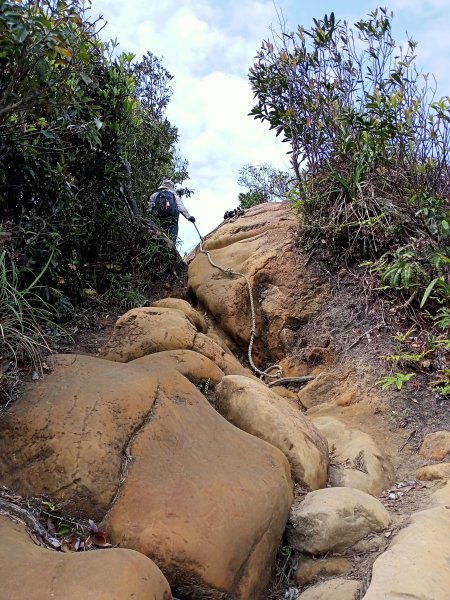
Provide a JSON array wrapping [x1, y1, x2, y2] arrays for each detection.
[[0, 354, 160, 519], [0, 516, 172, 600], [362, 483, 450, 600], [188, 203, 328, 365], [298, 578, 362, 600], [132, 349, 224, 384], [287, 487, 391, 554], [297, 372, 337, 409], [103, 372, 293, 600], [191, 332, 251, 375], [311, 416, 394, 495], [416, 462, 450, 481], [215, 375, 329, 490], [99, 306, 197, 362], [99, 306, 249, 375], [152, 297, 207, 332], [295, 557, 353, 586], [419, 430, 450, 461]]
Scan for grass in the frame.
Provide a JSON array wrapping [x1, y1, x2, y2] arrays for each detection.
[[0, 250, 59, 382]]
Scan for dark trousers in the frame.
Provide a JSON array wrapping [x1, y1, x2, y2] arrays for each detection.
[[160, 216, 179, 240]]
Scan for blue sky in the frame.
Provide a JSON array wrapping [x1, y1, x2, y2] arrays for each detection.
[[89, 0, 450, 253]]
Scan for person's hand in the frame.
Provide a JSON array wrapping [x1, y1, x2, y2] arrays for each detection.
[[189, 216, 196, 223]]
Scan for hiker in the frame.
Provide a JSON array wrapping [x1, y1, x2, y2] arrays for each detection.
[[148, 179, 195, 240]]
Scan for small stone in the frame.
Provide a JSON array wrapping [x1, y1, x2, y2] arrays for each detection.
[[420, 431, 450, 461], [287, 487, 391, 554], [416, 462, 450, 481], [296, 577, 362, 600], [295, 557, 353, 586]]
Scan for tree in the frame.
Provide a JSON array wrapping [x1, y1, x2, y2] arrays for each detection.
[[0, 0, 189, 313], [237, 163, 290, 208], [248, 7, 449, 310]]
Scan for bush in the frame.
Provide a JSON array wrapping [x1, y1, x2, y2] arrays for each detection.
[[249, 7, 449, 311]]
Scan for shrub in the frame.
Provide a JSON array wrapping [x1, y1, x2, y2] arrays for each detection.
[[249, 8, 449, 310]]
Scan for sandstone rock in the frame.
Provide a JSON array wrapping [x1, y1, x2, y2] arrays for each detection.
[[295, 557, 353, 586], [132, 349, 224, 384], [152, 297, 207, 332], [0, 516, 171, 600], [215, 375, 329, 490], [192, 332, 251, 375], [432, 479, 450, 505], [0, 354, 160, 519], [99, 306, 197, 362], [416, 462, 450, 481], [419, 431, 450, 461], [297, 578, 361, 600], [103, 372, 293, 600], [188, 203, 328, 365], [297, 372, 336, 409], [348, 535, 386, 554], [311, 416, 394, 495], [99, 306, 249, 375], [287, 487, 391, 554], [363, 484, 450, 599]]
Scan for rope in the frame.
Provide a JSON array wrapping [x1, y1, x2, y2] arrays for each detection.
[[194, 225, 282, 381]]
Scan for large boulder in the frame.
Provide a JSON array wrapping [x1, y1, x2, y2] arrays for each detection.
[[0, 352, 293, 599], [151, 297, 207, 333], [0, 516, 172, 600], [363, 482, 450, 599], [99, 306, 249, 375], [311, 416, 394, 495], [188, 203, 329, 365], [0, 354, 160, 519], [103, 371, 293, 599], [131, 349, 225, 384], [287, 487, 391, 554], [215, 375, 329, 490], [99, 306, 197, 362]]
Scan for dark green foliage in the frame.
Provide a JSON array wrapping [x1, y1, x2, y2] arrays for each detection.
[[0, 0, 188, 318], [238, 190, 268, 209], [249, 7, 449, 313]]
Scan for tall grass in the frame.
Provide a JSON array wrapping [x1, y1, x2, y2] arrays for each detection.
[[0, 250, 57, 376]]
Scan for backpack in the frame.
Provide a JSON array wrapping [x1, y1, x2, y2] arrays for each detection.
[[152, 189, 178, 219]]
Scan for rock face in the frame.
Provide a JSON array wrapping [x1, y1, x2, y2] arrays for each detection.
[[99, 306, 249, 375], [0, 354, 160, 519], [287, 487, 391, 554], [151, 297, 208, 332], [0, 353, 293, 599], [131, 349, 225, 384], [363, 483, 450, 599], [215, 375, 329, 490], [103, 372, 293, 599], [0, 516, 172, 600], [188, 202, 329, 365], [311, 416, 393, 495]]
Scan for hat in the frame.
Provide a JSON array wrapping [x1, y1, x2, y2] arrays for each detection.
[[158, 179, 175, 191]]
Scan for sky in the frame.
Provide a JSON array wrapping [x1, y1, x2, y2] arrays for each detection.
[[89, 0, 450, 254]]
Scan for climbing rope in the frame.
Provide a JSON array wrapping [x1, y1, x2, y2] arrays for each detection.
[[193, 223, 282, 381]]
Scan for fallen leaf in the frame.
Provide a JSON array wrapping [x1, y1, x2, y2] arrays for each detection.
[[91, 531, 112, 548]]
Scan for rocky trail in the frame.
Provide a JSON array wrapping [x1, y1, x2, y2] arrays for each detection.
[[1, 202, 449, 599]]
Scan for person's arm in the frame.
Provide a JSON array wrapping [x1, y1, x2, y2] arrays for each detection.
[[148, 192, 158, 211], [175, 193, 194, 221]]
